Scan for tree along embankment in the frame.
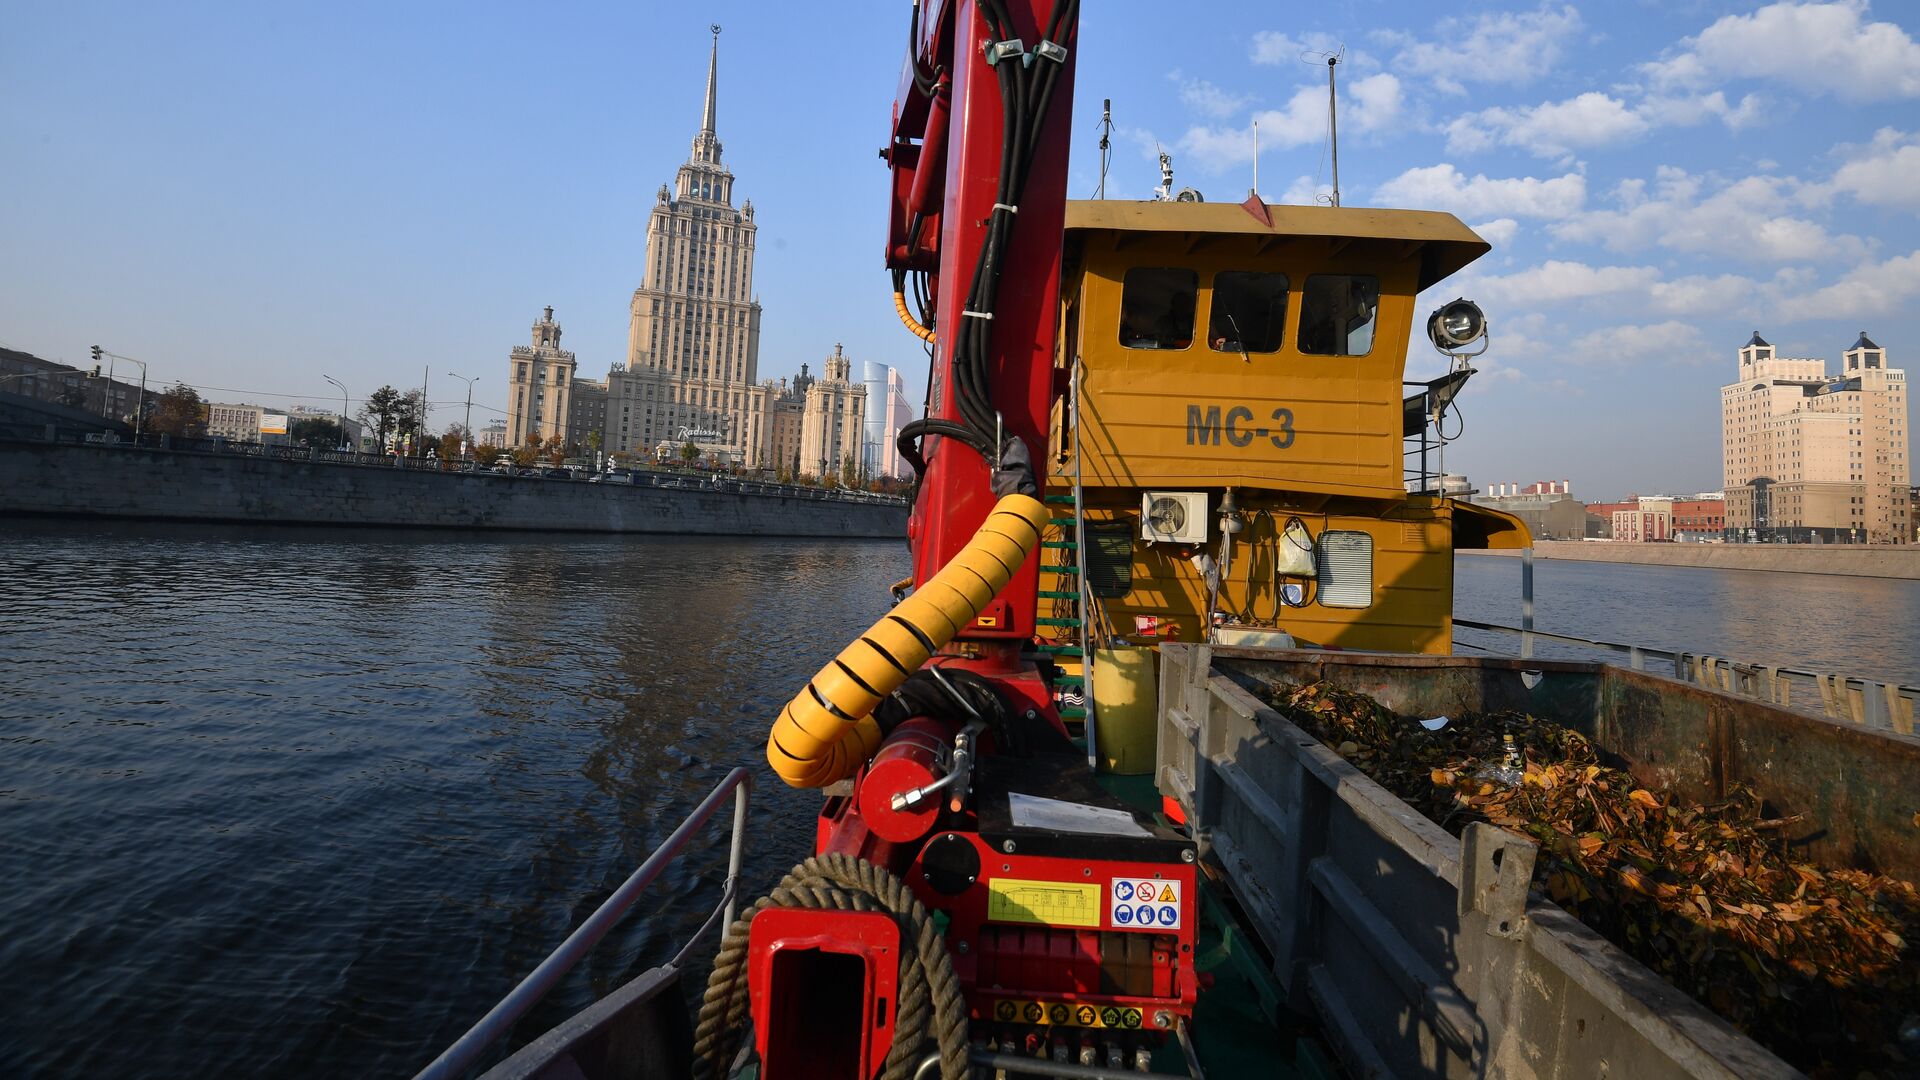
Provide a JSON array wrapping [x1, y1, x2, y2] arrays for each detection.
[[1459, 539, 1920, 580], [0, 438, 907, 538]]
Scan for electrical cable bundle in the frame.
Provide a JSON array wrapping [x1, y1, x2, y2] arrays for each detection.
[[897, 0, 1079, 482]]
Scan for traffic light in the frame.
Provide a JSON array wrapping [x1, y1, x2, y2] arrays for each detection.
[[90, 345, 102, 363], [89, 364, 101, 378]]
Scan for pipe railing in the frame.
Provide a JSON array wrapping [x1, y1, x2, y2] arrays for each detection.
[[412, 766, 753, 1080], [1453, 617, 1918, 735]]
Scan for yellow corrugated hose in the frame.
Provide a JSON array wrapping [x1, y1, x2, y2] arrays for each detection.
[[766, 493, 1048, 788], [893, 291, 936, 343]]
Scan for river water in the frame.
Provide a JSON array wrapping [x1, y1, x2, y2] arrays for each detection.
[[1452, 554, 1920, 688], [2, 522, 1916, 1078]]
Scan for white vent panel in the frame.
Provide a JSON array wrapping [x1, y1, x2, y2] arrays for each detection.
[[1315, 531, 1374, 608]]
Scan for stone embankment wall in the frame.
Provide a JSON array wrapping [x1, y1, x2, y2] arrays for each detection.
[[0, 440, 908, 538], [1460, 539, 1920, 580]]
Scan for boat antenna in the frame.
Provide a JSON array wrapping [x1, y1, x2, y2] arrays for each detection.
[[1326, 56, 1341, 208], [1096, 98, 1113, 199], [1154, 144, 1174, 201], [1251, 118, 1260, 199]]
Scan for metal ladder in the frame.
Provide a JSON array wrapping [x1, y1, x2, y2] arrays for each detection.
[[1036, 357, 1100, 766]]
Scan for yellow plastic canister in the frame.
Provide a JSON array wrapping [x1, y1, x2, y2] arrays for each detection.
[[1090, 645, 1159, 775]]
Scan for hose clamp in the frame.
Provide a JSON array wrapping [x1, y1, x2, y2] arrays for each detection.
[[984, 39, 1024, 66]]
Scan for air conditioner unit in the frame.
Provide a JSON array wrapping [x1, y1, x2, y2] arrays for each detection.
[[1140, 491, 1207, 544]]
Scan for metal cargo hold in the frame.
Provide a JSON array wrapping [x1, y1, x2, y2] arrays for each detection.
[[1154, 644, 1920, 1079]]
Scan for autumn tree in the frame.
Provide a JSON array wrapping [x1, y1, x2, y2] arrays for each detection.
[[359, 385, 405, 450], [148, 382, 209, 437], [439, 423, 471, 463], [397, 389, 430, 454], [511, 431, 543, 468], [473, 444, 502, 467], [680, 441, 700, 463]]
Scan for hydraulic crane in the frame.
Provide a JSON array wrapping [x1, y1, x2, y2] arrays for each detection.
[[715, 3, 1203, 1078]]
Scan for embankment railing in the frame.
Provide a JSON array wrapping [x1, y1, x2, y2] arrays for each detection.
[[1454, 617, 1918, 735], [0, 425, 907, 505]]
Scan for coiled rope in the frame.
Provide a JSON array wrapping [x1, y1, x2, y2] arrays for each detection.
[[691, 854, 968, 1080]]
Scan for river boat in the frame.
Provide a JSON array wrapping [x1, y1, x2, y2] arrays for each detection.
[[415, 4, 1920, 1079]]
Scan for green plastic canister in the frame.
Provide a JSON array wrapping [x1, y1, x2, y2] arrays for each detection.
[[1091, 645, 1158, 774]]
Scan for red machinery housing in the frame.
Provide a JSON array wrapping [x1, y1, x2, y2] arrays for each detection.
[[746, 2, 1202, 1075]]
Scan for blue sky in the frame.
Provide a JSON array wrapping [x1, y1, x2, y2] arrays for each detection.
[[3, 1, 1915, 499]]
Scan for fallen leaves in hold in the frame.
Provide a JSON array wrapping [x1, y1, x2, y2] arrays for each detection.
[[1265, 679, 1920, 1079]]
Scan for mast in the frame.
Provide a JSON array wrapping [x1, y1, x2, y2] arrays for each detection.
[[1327, 56, 1341, 208], [1097, 98, 1112, 199], [1251, 118, 1260, 199]]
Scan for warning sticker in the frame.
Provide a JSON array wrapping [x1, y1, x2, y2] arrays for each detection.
[[1109, 876, 1182, 930], [987, 877, 1102, 928], [988, 998, 1142, 1029]]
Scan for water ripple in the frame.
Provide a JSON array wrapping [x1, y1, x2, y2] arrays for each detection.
[[0, 520, 908, 1078]]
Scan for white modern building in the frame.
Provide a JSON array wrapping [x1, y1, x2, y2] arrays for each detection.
[[861, 361, 917, 480]]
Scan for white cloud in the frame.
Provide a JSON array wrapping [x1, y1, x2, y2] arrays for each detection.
[[1823, 128, 1920, 210], [1472, 218, 1520, 247], [1178, 73, 1402, 172], [1446, 92, 1650, 159], [1171, 72, 1251, 119], [1471, 260, 1663, 306], [1645, 1, 1920, 103], [1444, 86, 1769, 161], [1346, 71, 1404, 125], [1778, 249, 1920, 319], [1565, 321, 1716, 366], [1373, 164, 1587, 219], [1551, 166, 1869, 262], [1380, 4, 1585, 95], [1636, 90, 1767, 132], [1645, 273, 1767, 316], [1279, 175, 1332, 206], [1453, 259, 1789, 323], [1249, 31, 1347, 66]]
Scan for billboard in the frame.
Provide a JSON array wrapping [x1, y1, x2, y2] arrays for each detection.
[[259, 412, 289, 435]]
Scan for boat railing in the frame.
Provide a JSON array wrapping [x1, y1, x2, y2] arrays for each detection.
[[411, 766, 753, 1080], [1455, 617, 1918, 735], [1401, 380, 1441, 495]]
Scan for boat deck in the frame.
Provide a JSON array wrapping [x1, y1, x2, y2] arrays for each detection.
[[1090, 765, 1339, 1078]]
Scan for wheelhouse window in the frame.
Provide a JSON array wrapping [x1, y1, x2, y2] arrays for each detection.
[[1208, 271, 1289, 353], [1118, 267, 1197, 350], [1298, 274, 1379, 356]]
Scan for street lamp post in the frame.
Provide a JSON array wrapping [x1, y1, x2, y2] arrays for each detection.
[[110, 353, 148, 439], [102, 349, 117, 421], [322, 374, 351, 451], [90, 349, 148, 438], [446, 372, 478, 458]]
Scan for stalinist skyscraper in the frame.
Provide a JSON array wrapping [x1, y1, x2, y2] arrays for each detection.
[[605, 26, 772, 466]]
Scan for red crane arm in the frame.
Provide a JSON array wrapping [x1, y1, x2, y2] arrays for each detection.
[[884, 0, 1080, 641]]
